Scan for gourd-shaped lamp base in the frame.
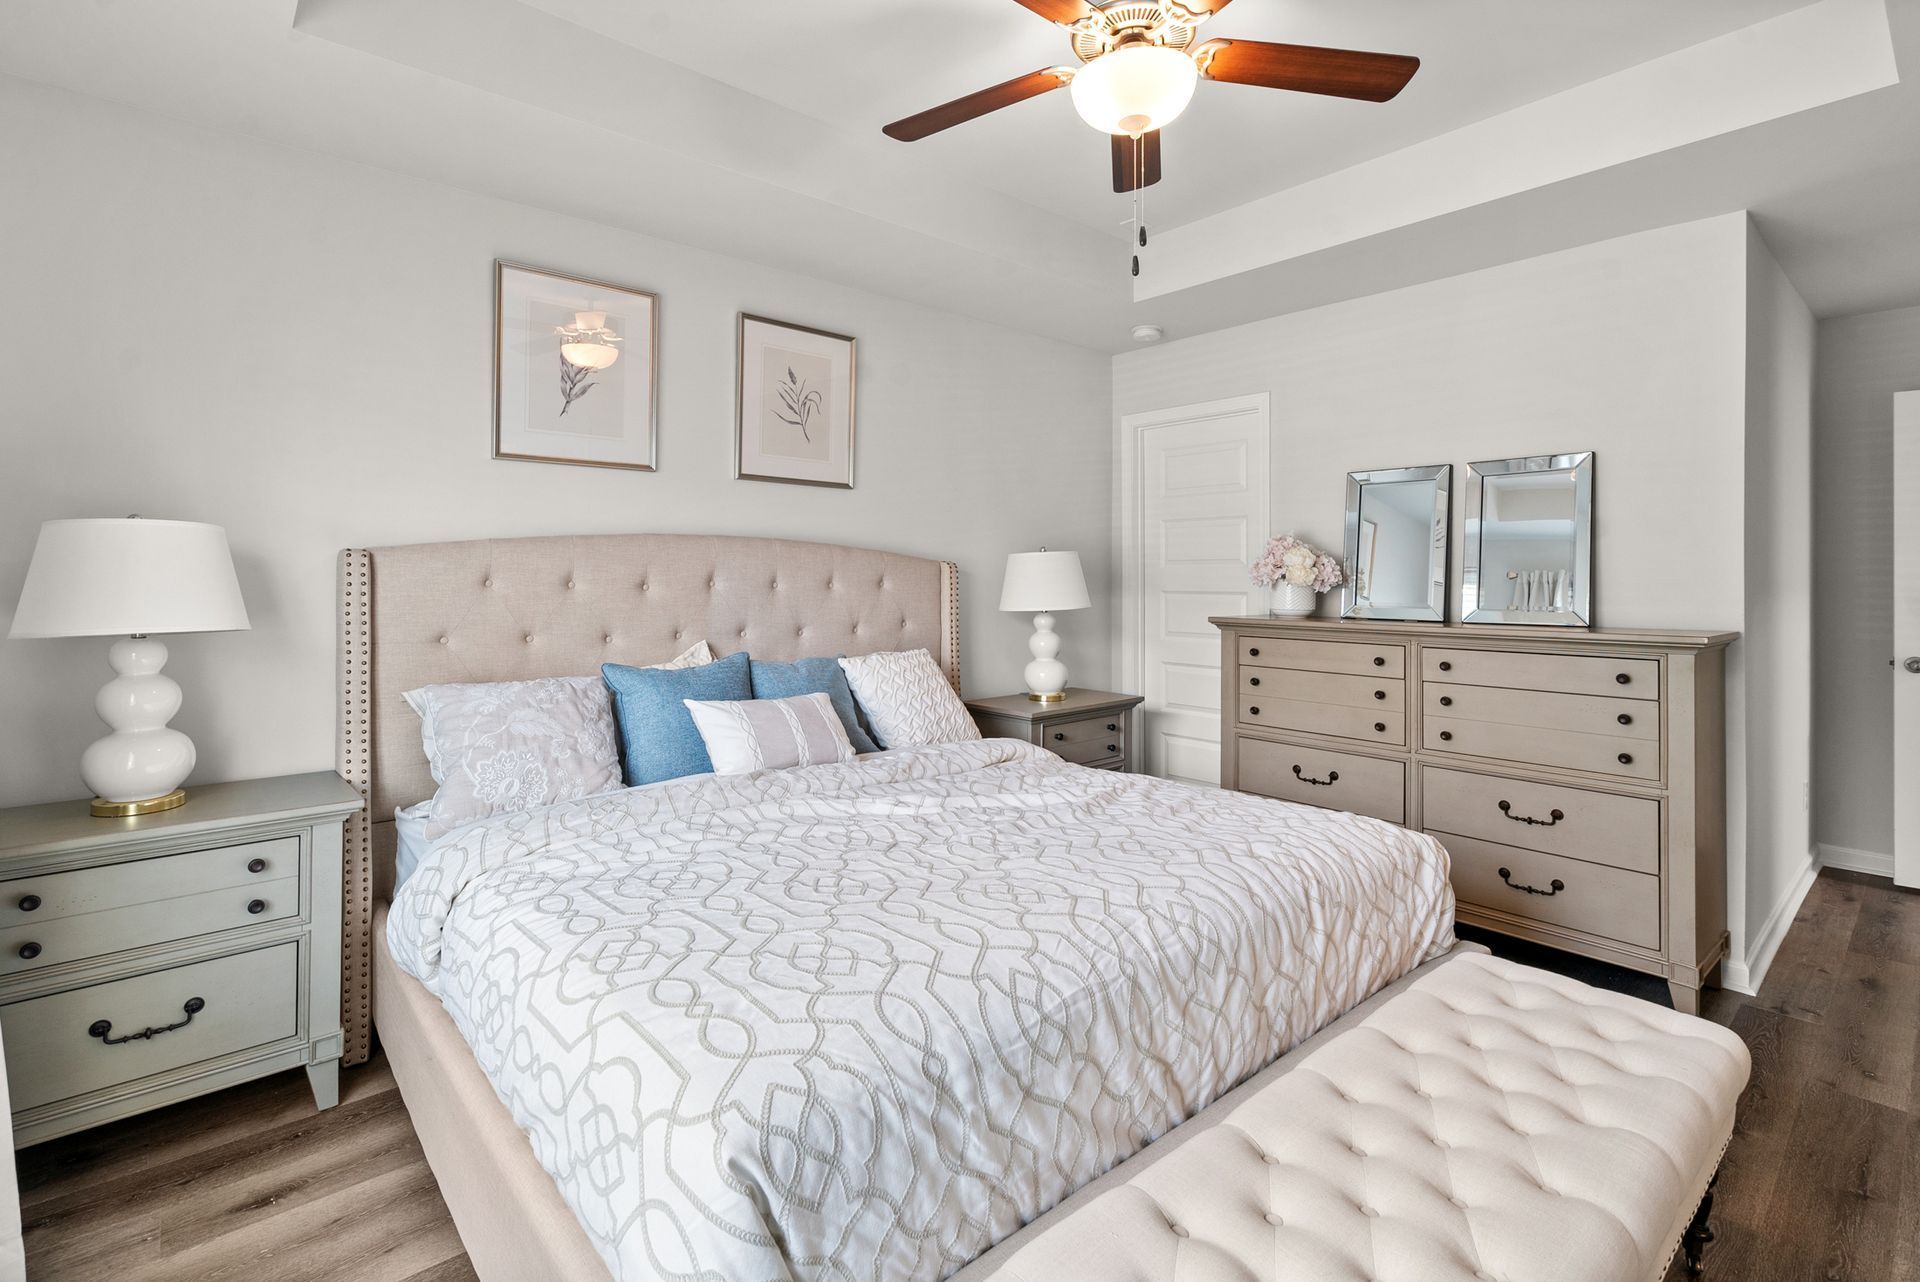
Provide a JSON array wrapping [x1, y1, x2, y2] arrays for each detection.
[[1024, 612, 1069, 703], [83, 636, 195, 817]]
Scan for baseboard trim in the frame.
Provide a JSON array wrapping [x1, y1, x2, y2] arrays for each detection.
[[1721, 854, 1819, 996], [1816, 842, 1895, 878]]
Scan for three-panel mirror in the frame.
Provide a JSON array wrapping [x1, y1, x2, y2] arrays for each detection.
[[1341, 465, 1451, 622], [1462, 451, 1595, 626]]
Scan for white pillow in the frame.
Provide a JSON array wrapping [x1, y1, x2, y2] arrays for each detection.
[[836, 649, 980, 750], [405, 640, 712, 836], [684, 692, 856, 775]]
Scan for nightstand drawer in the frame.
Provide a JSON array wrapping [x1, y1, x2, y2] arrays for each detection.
[[0, 836, 299, 926], [2, 942, 299, 1112], [1044, 713, 1129, 747], [0, 877, 300, 975], [1055, 735, 1126, 766]]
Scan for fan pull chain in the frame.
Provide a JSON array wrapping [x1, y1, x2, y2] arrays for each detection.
[[1130, 175, 1148, 278]]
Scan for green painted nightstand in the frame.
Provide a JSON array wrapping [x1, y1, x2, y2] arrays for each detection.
[[965, 689, 1145, 772], [0, 772, 361, 1145]]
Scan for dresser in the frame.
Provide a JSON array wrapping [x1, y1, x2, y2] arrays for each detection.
[[1212, 617, 1736, 1012], [966, 689, 1144, 772], [0, 773, 361, 1145]]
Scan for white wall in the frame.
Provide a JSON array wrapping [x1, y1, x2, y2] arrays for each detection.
[[1738, 224, 1817, 979], [1812, 303, 1920, 868], [1113, 212, 1819, 987], [0, 76, 1114, 808]]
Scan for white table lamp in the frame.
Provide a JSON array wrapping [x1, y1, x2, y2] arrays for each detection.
[[9, 518, 250, 816], [999, 549, 1091, 703]]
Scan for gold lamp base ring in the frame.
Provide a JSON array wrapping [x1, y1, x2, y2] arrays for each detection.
[[91, 788, 187, 819], [1028, 691, 1067, 703]]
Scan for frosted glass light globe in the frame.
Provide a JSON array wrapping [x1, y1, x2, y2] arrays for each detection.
[[1070, 45, 1198, 137]]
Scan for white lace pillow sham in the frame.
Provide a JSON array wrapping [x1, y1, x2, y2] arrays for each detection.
[[836, 648, 980, 749], [406, 640, 711, 837], [683, 691, 856, 775]]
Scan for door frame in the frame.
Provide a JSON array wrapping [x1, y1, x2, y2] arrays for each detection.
[[1896, 390, 1919, 888], [1117, 393, 1271, 774]]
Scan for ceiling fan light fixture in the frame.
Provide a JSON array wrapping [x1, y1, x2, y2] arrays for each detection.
[[1069, 44, 1197, 137]]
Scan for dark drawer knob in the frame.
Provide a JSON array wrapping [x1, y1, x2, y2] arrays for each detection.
[[1248, 647, 1260, 657], [247, 857, 267, 874], [1438, 661, 1452, 672], [1106, 723, 1117, 732], [1249, 706, 1260, 716], [1439, 730, 1453, 741], [1615, 673, 1631, 685], [1439, 696, 1453, 707], [1372, 656, 1386, 667], [247, 899, 267, 915], [17, 942, 41, 961], [1617, 713, 1632, 726], [17, 895, 40, 913], [1374, 722, 1387, 733], [1374, 690, 1386, 700], [1053, 733, 1065, 742], [1106, 744, 1118, 753], [1617, 753, 1633, 765], [1249, 676, 1261, 686]]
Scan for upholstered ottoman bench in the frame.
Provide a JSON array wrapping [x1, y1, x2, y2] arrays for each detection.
[[957, 951, 1750, 1282]]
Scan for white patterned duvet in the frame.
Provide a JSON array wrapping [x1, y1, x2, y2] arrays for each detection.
[[389, 738, 1455, 1282]]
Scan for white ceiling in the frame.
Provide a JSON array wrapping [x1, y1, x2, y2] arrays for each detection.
[[520, 0, 1818, 230], [0, 0, 1915, 350]]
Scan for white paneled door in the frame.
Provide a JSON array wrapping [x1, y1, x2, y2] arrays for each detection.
[[1121, 395, 1270, 785], [1896, 391, 1919, 889]]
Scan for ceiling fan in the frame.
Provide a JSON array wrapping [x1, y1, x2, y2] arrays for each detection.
[[882, 0, 1420, 196]]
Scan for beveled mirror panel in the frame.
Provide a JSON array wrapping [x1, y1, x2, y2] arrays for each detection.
[[1463, 451, 1595, 626], [1342, 464, 1451, 622]]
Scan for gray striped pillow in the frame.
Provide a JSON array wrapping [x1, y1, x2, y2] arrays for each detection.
[[682, 691, 857, 775]]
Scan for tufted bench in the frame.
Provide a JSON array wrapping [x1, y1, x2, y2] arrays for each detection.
[[956, 951, 1750, 1282]]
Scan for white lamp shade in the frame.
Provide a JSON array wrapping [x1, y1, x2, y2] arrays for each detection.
[[9, 518, 251, 639], [1000, 550, 1091, 613]]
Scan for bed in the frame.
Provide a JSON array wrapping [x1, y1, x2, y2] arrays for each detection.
[[337, 533, 1456, 1282]]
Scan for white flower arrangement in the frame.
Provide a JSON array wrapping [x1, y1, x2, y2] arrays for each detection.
[[1250, 534, 1344, 594]]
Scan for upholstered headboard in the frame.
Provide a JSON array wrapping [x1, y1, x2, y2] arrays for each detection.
[[335, 533, 960, 1064]]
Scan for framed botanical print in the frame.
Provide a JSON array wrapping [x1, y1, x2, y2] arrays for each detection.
[[494, 261, 657, 470], [735, 313, 856, 488]]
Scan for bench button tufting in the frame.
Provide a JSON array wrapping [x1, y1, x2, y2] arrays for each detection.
[[438, 636, 449, 644]]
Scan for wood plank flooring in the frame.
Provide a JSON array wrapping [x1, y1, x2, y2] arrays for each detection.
[[14, 868, 1918, 1281]]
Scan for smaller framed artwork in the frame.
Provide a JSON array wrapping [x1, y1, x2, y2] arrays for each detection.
[[494, 260, 657, 470], [735, 313, 856, 488]]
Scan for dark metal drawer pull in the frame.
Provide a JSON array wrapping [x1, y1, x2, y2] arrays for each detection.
[[1106, 744, 1118, 754], [1615, 673, 1631, 685], [1372, 656, 1386, 668], [1248, 647, 1260, 657], [1373, 690, 1386, 700], [1291, 765, 1338, 787], [1439, 696, 1452, 707], [1439, 730, 1453, 741], [1497, 868, 1565, 897], [1438, 661, 1452, 671], [1617, 713, 1632, 726], [247, 899, 267, 915], [1053, 733, 1065, 741], [1499, 800, 1565, 827], [17, 895, 40, 913], [1248, 706, 1260, 716], [247, 857, 267, 874], [89, 997, 205, 1045], [1374, 722, 1386, 733], [1617, 753, 1633, 765], [1249, 676, 1261, 687], [17, 943, 40, 960], [1106, 723, 1117, 732]]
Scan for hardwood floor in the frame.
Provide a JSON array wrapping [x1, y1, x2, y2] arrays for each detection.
[[14, 868, 1918, 1281]]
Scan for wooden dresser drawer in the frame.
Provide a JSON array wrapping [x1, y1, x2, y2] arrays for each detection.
[[0, 877, 300, 976], [1054, 735, 1124, 766], [1422, 767, 1659, 875], [2, 942, 299, 1112], [1424, 683, 1657, 741], [1423, 648, 1659, 701], [0, 836, 298, 927], [1425, 717, 1659, 782], [1237, 737, 1405, 825], [1240, 637, 1405, 678], [1239, 698, 1405, 747], [1043, 712, 1128, 747], [1444, 833, 1660, 950]]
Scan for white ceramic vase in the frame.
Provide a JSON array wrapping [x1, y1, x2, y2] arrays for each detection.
[[1267, 582, 1318, 618]]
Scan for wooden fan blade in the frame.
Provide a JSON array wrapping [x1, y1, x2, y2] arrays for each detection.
[[1195, 39, 1420, 102], [883, 69, 1070, 142], [1010, 0, 1094, 23], [1112, 131, 1162, 193], [1181, 0, 1237, 17]]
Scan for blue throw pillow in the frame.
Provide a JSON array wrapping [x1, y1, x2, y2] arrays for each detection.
[[749, 656, 880, 754], [603, 651, 751, 784]]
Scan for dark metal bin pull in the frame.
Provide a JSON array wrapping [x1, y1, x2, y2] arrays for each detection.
[[1497, 868, 1565, 897], [89, 997, 205, 1045], [1291, 765, 1338, 787], [1499, 800, 1565, 827]]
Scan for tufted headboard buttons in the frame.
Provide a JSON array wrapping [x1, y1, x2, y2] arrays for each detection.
[[334, 532, 960, 1066]]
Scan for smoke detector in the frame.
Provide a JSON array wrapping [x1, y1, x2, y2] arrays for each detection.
[[1131, 324, 1165, 344]]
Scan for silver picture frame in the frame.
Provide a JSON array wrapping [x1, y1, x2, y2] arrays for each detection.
[[1462, 451, 1596, 627], [734, 313, 857, 489], [1341, 464, 1451, 622]]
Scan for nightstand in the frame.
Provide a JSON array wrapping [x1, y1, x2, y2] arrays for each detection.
[[0, 772, 361, 1146], [965, 689, 1145, 771]]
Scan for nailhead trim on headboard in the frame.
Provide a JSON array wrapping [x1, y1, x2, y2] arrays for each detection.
[[941, 561, 961, 694], [336, 548, 374, 1067]]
